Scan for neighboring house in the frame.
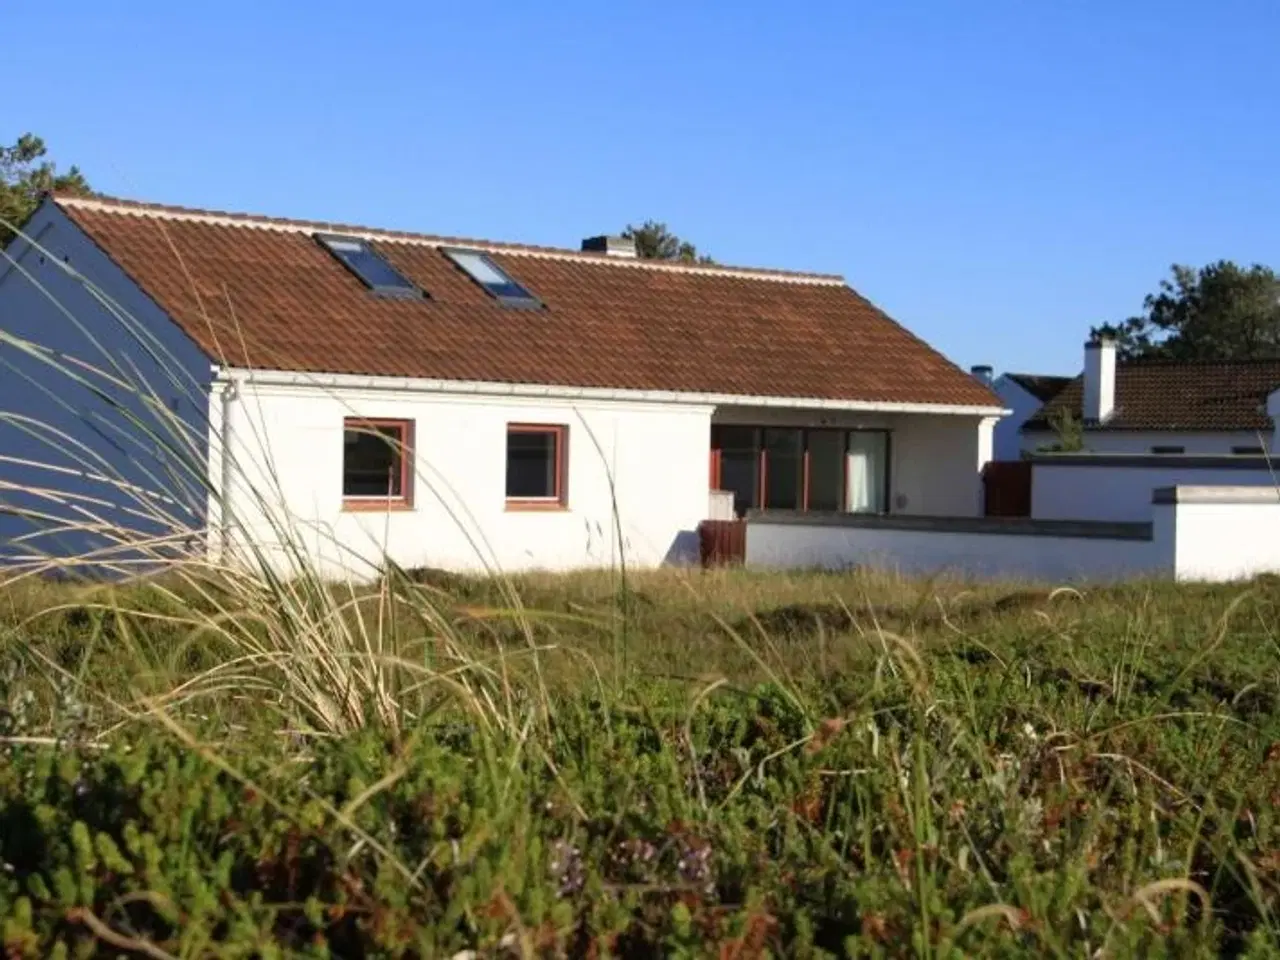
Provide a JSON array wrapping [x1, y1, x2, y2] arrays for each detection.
[[1021, 338, 1280, 455], [0, 194, 1003, 577], [971, 367, 1071, 460]]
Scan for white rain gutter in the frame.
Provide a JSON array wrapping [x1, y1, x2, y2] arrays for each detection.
[[214, 366, 1008, 418]]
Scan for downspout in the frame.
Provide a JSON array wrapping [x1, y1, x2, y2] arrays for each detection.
[[216, 372, 240, 564]]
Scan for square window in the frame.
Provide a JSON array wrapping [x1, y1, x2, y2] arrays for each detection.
[[506, 424, 566, 508], [342, 418, 413, 509]]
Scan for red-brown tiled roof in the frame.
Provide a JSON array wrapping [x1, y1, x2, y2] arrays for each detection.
[[54, 195, 999, 408], [1025, 359, 1280, 432]]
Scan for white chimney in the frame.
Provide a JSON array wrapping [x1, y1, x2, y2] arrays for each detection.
[[1083, 336, 1116, 423]]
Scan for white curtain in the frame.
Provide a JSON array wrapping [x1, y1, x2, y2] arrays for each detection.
[[846, 433, 885, 513]]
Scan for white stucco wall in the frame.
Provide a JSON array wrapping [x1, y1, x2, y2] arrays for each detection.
[[1032, 459, 1278, 522], [0, 202, 211, 567], [745, 519, 1164, 582], [219, 377, 715, 578], [1161, 490, 1280, 581], [890, 414, 991, 516], [1022, 429, 1271, 456]]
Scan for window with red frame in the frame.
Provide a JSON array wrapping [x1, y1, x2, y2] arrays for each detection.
[[506, 424, 567, 508], [342, 418, 413, 508]]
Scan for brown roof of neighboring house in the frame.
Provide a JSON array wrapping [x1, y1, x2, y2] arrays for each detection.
[[1005, 373, 1072, 404], [51, 195, 999, 408], [1025, 359, 1280, 432]]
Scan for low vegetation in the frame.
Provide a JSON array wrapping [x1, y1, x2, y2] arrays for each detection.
[[3, 566, 1280, 957]]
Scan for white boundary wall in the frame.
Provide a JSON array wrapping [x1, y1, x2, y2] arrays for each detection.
[[1158, 486, 1280, 581], [746, 515, 1162, 582], [1032, 455, 1279, 522], [747, 486, 1280, 583]]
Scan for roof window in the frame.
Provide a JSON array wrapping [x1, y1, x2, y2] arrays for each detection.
[[443, 248, 541, 308], [316, 234, 422, 298]]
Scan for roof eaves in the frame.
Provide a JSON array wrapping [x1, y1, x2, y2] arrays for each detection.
[[212, 365, 1009, 414]]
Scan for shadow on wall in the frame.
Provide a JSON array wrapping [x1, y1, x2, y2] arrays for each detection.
[[662, 530, 701, 566], [0, 507, 202, 579]]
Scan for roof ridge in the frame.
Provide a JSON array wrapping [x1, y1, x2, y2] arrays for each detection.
[[1120, 355, 1280, 369], [51, 192, 847, 286]]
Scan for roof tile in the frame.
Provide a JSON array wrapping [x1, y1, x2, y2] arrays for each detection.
[[56, 196, 998, 408], [1026, 359, 1280, 432]]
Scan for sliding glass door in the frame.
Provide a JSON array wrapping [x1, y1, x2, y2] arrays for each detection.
[[846, 431, 887, 513], [806, 430, 846, 511], [715, 426, 758, 518], [710, 425, 890, 517], [762, 428, 803, 510]]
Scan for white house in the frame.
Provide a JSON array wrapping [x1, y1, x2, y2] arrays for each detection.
[[0, 194, 1005, 578], [1018, 338, 1280, 456]]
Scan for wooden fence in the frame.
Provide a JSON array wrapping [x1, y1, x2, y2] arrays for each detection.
[[697, 519, 747, 566], [982, 460, 1032, 517]]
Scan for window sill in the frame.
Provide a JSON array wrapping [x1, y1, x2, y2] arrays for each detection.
[[505, 499, 568, 513], [342, 499, 415, 513]]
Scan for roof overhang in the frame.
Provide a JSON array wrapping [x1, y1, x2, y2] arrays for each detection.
[[213, 366, 1007, 417]]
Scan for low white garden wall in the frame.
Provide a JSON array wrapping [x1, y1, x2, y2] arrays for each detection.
[[1156, 486, 1280, 581], [1032, 454, 1278, 523], [747, 485, 1280, 583], [745, 513, 1162, 582]]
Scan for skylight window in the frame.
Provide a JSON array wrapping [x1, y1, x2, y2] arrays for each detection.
[[316, 234, 422, 298], [443, 248, 541, 308]]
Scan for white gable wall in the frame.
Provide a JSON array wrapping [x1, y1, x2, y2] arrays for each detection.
[[0, 203, 213, 567], [218, 378, 714, 578], [991, 376, 1043, 460]]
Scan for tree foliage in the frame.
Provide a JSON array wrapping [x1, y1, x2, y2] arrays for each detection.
[[0, 133, 91, 247], [622, 220, 714, 264], [1092, 261, 1280, 361], [1036, 407, 1086, 453]]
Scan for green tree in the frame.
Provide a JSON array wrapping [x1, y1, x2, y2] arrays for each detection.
[[1092, 261, 1280, 361], [622, 220, 714, 264], [1036, 407, 1086, 453], [0, 133, 91, 247]]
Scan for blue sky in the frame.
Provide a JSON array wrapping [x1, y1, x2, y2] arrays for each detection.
[[9, 1, 1279, 376]]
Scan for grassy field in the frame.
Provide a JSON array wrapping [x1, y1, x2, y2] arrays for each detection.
[[2, 565, 1280, 957]]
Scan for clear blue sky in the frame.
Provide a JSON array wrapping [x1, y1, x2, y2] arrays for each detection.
[[9, 1, 1279, 377]]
